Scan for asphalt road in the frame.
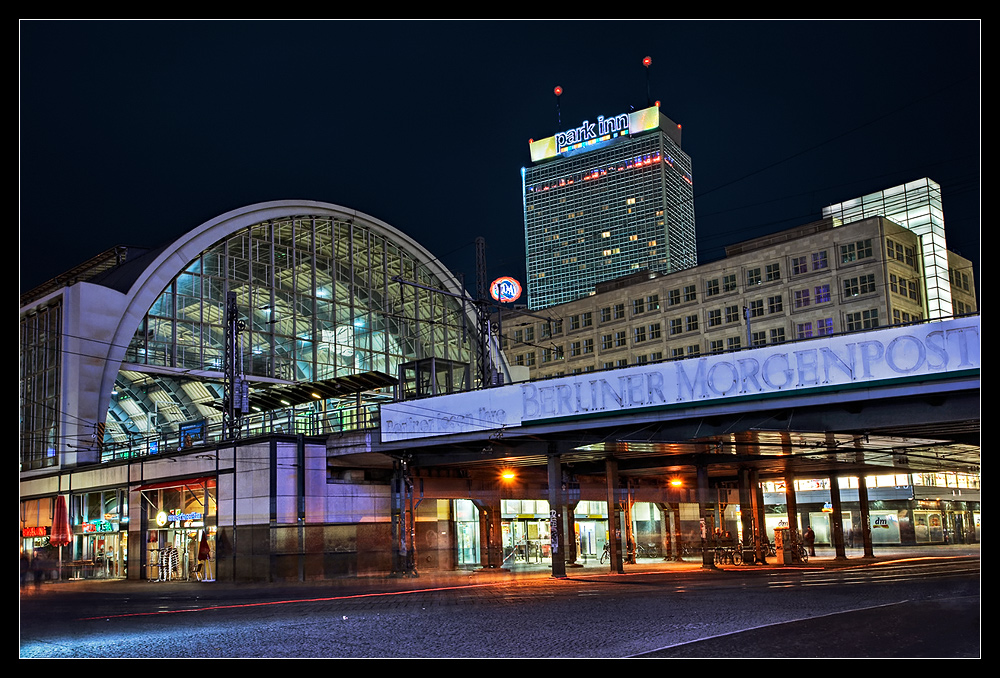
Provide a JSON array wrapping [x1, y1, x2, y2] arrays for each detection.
[[20, 553, 980, 658]]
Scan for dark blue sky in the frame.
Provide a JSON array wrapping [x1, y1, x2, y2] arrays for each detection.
[[19, 20, 981, 298]]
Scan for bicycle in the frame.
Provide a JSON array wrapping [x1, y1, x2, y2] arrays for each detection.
[[713, 543, 743, 565]]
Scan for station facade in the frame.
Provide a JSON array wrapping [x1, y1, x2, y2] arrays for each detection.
[[20, 193, 980, 583]]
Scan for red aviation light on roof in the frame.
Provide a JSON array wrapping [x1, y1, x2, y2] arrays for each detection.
[[554, 85, 563, 96]]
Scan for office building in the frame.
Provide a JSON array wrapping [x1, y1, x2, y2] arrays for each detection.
[[504, 179, 978, 380], [522, 104, 696, 310]]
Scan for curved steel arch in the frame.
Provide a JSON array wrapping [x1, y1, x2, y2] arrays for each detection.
[[94, 201, 479, 446]]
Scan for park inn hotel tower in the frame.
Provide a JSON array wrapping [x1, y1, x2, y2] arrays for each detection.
[[522, 103, 697, 310]]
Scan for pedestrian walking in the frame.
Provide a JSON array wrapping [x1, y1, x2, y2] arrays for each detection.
[[804, 526, 816, 556]]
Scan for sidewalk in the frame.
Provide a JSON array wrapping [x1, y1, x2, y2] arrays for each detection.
[[21, 544, 979, 598]]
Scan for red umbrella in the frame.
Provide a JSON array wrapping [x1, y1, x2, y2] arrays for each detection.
[[50, 495, 73, 582], [51, 495, 72, 547]]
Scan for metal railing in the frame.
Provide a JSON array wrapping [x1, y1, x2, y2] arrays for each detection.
[[98, 406, 380, 463]]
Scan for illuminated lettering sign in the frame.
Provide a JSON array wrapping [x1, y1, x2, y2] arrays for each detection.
[[167, 510, 203, 523], [22, 526, 48, 538], [529, 105, 662, 162], [490, 277, 522, 303], [381, 317, 980, 441]]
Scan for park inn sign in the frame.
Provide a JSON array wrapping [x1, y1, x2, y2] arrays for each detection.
[[380, 317, 980, 442]]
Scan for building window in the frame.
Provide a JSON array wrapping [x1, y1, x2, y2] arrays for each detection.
[[887, 238, 905, 263], [752, 331, 767, 347], [749, 300, 764, 318], [672, 347, 685, 359], [710, 339, 725, 354], [795, 289, 810, 308], [615, 331, 627, 347], [570, 315, 581, 331], [812, 251, 828, 271], [727, 336, 741, 351], [841, 239, 873, 263], [634, 326, 647, 344], [648, 323, 661, 340], [723, 274, 737, 292], [796, 322, 813, 339], [687, 345, 701, 356], [817, 318, 833, 335], [770, 328, 786, 344], [706, 279, 720, 297], [684, 285, 697, 302], [792, 256, 808, 275], [525, 352, 536, 366], [768, 295, 783, 314], [747, 268, 762, 286], [570, 341, 582, 357], [668, 289, 681, 306], [814, 284, 831, 304], [542, 346, 563, 363], [632, 298, 645, 315], [766, 263, 781, 282], [650, 351, 663, 362], [843, 275, 875, 297], [708, 309, 722, 327], [846, 309, 879, 331], [600, 307, 612, 323], [614, 304, 625, 320], [670, 318, 683, 335], [583, 338, 594, 354], [647, 295, 659, 311], [634, 354, 649, 365], [686, 315, 699, 332], [725, 305, 740, 323]]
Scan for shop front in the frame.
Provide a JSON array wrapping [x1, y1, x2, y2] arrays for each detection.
[[137, 477, 217, 582]]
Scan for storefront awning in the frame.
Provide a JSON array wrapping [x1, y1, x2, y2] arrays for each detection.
[[134, 477, 216, 492]]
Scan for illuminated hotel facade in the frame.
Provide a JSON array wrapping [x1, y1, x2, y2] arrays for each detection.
[[522, 105, 696, 310]]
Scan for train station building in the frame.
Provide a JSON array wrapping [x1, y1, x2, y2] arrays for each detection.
[[19, 188, 979, 582]]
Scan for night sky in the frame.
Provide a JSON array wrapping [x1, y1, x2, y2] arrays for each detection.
[[19, 20, 981, 300]]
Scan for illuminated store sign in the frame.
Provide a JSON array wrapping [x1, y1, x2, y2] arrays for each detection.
[[382, 317, 980, 441], [22, 526, 48, 538], [490, 277, 522, 303], [155, 510, 204, 527], [529, 105, 662, 162]]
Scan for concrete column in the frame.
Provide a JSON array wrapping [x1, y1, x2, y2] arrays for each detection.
[[565, 501, 581, 567], [605, 458, 624, 574], [829, 474, 847, 560], [784, 473, 800, 562], [857, 475, 874, 557], [738, 468, 757, 564], [473, 498, 503, 569], [697, 463, 715, 569], [548, 451, 566, 578]]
